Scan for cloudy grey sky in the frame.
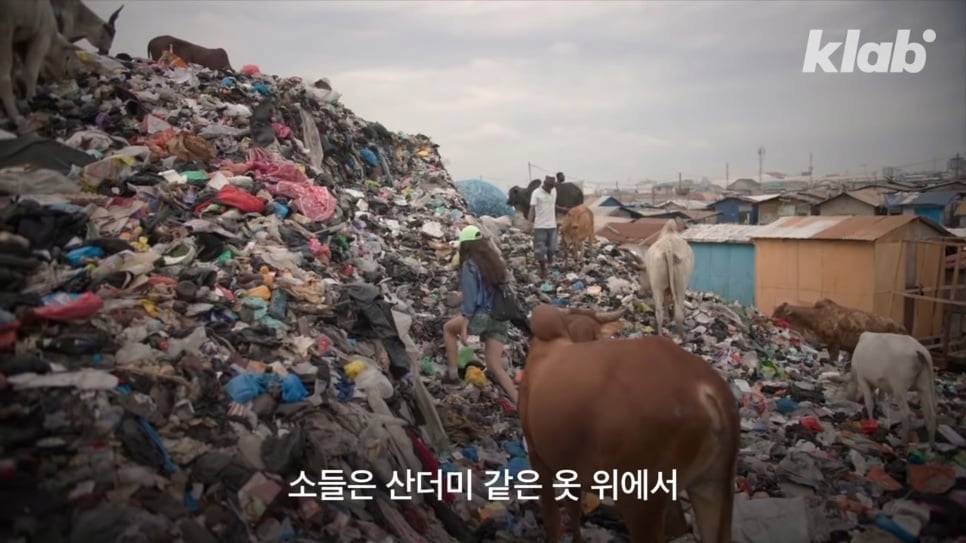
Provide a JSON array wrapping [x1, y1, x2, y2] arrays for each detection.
[[89, 1, 965, 190]]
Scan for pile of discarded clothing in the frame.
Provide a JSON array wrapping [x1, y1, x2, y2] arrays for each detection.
[[0, 50, 963, 543]]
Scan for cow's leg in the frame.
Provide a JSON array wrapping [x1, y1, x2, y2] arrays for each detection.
[[533, 457, 562, 542], [22, 32, 50, 102], [563, 497, 583, 543], [672, 272, 687, 331], [0, 29, 23, 128], [857, 377, 876, 421], [915, 365, 937, 446], [893, 387, 912, 443], [688, 477, 734, 543], [652, 287, 666, 336], [617, 495, 667, 543], [828, 344, 840, 364]]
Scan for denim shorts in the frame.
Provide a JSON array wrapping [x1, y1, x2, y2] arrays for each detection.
[[533, 228, 558, 263], [468, 313, 509, 344]]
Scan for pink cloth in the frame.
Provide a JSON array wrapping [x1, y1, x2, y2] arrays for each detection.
[[272, 123, 292, 139], [240, 64, 261, 76], [224, 149, 336, 222]]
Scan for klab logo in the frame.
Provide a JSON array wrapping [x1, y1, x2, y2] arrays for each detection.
[[802, 29, 936, 73]]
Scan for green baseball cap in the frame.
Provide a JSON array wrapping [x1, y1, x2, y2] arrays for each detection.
[[458, 225, 483, 244]]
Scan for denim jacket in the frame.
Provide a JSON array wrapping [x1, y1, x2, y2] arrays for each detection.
[[459, 259, 494, 317]]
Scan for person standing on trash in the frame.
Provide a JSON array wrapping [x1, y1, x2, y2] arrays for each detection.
[[529, 176, 558, 278], [443, 226, 517, 403]]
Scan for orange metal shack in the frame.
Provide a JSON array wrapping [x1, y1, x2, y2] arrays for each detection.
[[751, 215, 951, 337]]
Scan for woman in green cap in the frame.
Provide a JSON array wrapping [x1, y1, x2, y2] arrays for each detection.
[[442, 225, 517, 403]]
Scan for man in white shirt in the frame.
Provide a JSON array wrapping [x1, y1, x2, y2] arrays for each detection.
[[528, 176, 558, 278]]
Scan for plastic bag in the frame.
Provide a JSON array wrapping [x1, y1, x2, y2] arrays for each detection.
[[223, 373, 273, 403], [212, 185, 265, 213], [281, 374, 308, 403], [31, 292, 103, 321]]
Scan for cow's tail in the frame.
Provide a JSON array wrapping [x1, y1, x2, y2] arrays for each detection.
[[665, 247, 682, 325], [915, 348, 937, 444]]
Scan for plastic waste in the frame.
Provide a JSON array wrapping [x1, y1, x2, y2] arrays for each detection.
[[66, 246, 105, 267], [280, 375, 308, 403], [30, 292, 103, 321], [464, 366, 487, 388], [224, 373, 274, 404]]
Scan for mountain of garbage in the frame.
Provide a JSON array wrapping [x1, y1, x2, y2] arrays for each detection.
[[0, 52, 963, 543]]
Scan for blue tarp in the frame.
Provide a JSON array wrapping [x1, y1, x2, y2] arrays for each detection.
[[454, 179, 515, 218]]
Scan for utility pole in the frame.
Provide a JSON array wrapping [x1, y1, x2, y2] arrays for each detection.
[[527, 161, 532, 182], [726, 162, 730, 185], [809, 152, 813, 186], [758, 146, 765, 184], [956, 153, 962, 179]]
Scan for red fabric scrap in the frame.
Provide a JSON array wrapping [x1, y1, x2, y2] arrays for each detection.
[[308, 239, 331, 264], [0, 320, 18, 351], [407, 430, 454, 504], [240, 64, 261, 76], [800, 416, 823, 432], [272, 123, 292, 139], [216, 285, 235, 302], [31, 293, 103, 322], [859, 419, 879, 435], [213, 185, 265, 214]]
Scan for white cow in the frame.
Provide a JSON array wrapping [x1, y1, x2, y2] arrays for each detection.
[[638, 221, 694, 335], [844, 332, 937, 445]]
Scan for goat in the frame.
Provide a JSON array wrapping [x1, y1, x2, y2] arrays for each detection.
[[844, 332, 937, 445]]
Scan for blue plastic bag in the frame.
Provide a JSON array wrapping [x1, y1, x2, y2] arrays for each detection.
[[66, 246, 104, 267], [508, 456, 530, 478], [252, 82, 270, 96], [269, 200, 290, 219], [281, 374, 308, 403], [224, 373, 273, 403], [453, 179, 515, 218], [776, 397, 799, 414], [502, 441, 526, 458], [460, 446, 479, 462], [359, 147, 379, 167]]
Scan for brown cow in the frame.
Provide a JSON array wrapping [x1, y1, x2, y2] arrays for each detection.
[[147, 35, 232, 72], [520, 304, 739, 542], [559, 204, 594, 263], [773, 298, 907, 362]]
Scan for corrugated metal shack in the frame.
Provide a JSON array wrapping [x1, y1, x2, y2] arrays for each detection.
[[682, 224, 763, 306], [752, 215, 950, 337]]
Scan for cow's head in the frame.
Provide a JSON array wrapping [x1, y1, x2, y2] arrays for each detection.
[[90, 5, 123, 55], [814, 298, 837, 310], [772, 302, 792, 320], [530, 304, 625, 345]]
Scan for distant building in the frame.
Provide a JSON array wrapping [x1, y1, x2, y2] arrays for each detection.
[[755, 194, 815, 225], [948, 155, 965, 176], [815, 189, 887, 216], [888, 191, 961, 226], [752, 215, 950, 336], [727, 178, 760, 195], [681, 224, 762, 306], [707, 196, 758, 224], [595, 219, 676, 246]]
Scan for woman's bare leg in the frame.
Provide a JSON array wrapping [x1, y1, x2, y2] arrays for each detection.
[[484, 338, 517, 403]]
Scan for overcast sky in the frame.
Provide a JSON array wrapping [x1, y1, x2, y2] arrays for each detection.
[[90, 1, 965, 190]]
